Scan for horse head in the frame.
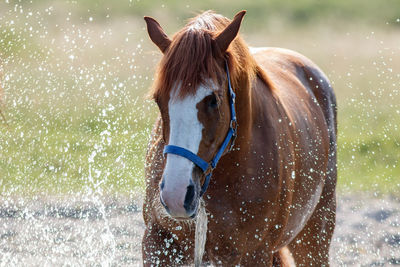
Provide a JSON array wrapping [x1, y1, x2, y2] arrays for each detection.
[[144, 11, 246, 219]]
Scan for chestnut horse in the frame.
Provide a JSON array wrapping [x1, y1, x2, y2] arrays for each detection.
[[142, 10, 337, 266]]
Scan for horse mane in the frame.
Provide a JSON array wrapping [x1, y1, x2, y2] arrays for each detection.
[[151, 11, 269, 101]]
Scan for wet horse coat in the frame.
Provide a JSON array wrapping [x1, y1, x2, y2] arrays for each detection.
[[142, 11, 337, 266]]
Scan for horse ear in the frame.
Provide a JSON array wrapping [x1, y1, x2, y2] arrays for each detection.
[[144, 16, 172, 53], [215, 10, 246, 53]]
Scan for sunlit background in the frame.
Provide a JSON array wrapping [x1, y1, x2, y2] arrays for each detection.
[[0, 0, 399, 265], [1, 0, 399, 196]]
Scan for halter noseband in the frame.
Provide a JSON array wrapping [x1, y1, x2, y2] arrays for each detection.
[[163, 61, 237, 197]]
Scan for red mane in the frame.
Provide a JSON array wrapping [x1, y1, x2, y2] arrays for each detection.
[[151, 11, 262, 100]]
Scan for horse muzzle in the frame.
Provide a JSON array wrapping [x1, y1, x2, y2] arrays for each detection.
[[160, 179, 199, 219]]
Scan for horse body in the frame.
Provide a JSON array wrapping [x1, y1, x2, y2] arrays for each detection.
[[202, 47, 336, 265], [142, 11, 337, 266]]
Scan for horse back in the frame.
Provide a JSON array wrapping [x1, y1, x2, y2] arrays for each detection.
[[251, 47, 337, 137]]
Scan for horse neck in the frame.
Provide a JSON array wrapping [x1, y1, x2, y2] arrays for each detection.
[[230, 69, 279, 158], [211, 70, 260, 188]]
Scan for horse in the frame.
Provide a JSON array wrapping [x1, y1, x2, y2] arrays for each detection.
[[142, 10, 337, 266]]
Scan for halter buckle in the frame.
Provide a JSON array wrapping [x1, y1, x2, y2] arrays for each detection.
[[229, 120, 238, 151], [204, 164, 215, 176]]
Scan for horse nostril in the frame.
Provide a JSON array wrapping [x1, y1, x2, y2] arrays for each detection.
[[160, 179, 165, 190], [183, 183, 196, 212]]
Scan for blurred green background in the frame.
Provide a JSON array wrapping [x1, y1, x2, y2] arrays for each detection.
[[0, 0, 399, 196]]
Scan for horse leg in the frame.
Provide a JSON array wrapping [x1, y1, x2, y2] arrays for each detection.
[[272, 246, 296, 267], [142, 223, 194, 267], [286, 181, 336, 266], [238, 246, 274, 266], [142, 225, 169, 267]]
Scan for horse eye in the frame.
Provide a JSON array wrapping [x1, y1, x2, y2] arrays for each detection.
[[208, 94, 218, 109]]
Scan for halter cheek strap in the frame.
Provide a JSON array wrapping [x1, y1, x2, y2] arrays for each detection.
[[163, 61, 237, 197]]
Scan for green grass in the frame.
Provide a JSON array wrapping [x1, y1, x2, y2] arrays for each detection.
[[0, 0, 399, 196], [338, 105, 400, 194], [0, 104, 156, 196]]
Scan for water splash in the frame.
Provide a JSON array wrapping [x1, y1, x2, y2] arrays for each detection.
[[194, 199, 208, 267]]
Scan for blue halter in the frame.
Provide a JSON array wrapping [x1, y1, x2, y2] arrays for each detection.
[[163, 61, 237, 197]]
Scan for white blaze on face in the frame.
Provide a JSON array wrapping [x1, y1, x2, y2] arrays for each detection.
[[161, 84, 213, 216]]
